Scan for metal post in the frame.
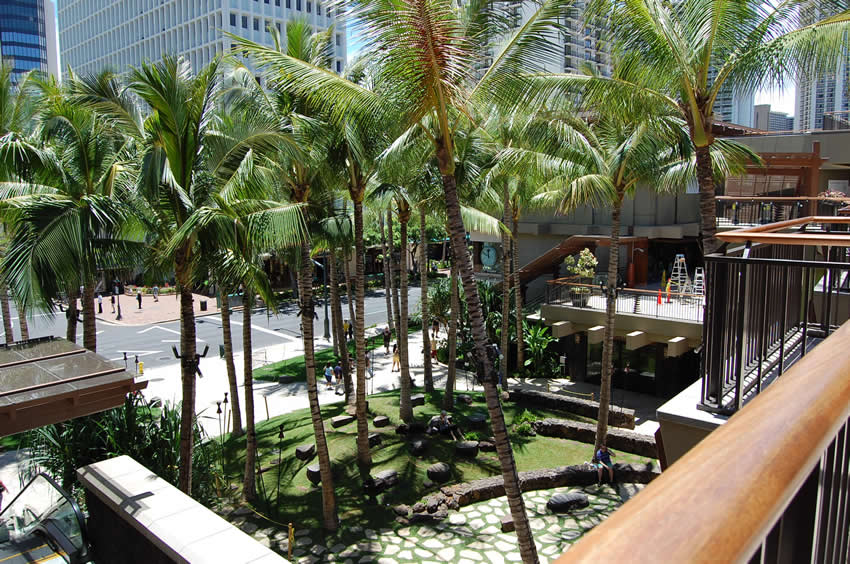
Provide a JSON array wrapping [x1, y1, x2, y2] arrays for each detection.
[[323, 256, 330, 340]]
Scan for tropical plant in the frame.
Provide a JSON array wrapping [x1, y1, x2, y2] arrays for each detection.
[[529, 0, 850, 254], [523, 321, 556, 374]]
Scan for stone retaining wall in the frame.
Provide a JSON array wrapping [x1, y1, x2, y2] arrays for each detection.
[[397, 462, 659, 522], [508, 389, 635, 429], [532, 419, 658, 458]]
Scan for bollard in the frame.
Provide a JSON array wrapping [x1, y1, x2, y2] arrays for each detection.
[[288, 523, 294, 560], [138, 361, 144, 375]]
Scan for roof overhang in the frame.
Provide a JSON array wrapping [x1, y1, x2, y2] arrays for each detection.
[[0, 337, 147, 437]]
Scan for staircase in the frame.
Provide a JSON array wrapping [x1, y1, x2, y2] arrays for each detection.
[[497, 236, 597, 289]]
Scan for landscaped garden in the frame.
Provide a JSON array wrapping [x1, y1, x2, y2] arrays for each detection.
[[213, 389, 656, 561]]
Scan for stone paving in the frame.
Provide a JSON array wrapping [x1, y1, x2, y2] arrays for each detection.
[[234, 483, 643, 563]]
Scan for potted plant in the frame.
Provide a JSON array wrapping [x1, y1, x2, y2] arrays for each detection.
[[563, 248, 598, 307]]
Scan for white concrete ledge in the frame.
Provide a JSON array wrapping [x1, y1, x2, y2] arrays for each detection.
[[77, 456, 286, 563], [587, 325, 605, 344]]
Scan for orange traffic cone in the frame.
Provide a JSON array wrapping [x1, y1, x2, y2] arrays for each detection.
[[657, 289, 662, 305]]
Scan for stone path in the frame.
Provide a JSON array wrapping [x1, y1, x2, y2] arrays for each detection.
[[236, 484, 634, 563]]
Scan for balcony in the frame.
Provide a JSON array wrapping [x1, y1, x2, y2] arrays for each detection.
[[716, 196, 850, 229]]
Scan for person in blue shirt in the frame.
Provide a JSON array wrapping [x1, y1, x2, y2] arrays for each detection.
[[595, 444, 616, 485], [323, 362, 334, 390]]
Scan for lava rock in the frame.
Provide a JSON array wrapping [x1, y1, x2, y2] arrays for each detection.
[[375, 469, 398, 487], [409, 512, 438, 524], [457, 394, 474, 405], [455, 440, 480, 458], [478, 440, 496, 452], [295, 444, 316, 461], [426, 462, 452, 483], [412, 502, 426, 513], [363, 469, 399, 497], [369, 433, 382, 447], [411, 394, 425, 407], [331, 414, 355, 428], [466, 412, 487, 428], [306, 464, 322, 485], [395, 423, 409, 435], [547, 492, 589, 513], [373, 415, 390, 428], [278, 375, 296, 385], [500, 514, 515, 533], [393, 504, 410, 517], [409, 438, 429, 456]]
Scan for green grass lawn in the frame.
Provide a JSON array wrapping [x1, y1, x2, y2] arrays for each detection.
[[218, 389, 654, 542], [0, 433, 24, 453]]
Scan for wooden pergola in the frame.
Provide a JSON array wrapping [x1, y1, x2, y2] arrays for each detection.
[[0, 337, 147, 436]]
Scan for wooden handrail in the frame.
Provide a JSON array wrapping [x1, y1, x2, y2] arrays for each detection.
[[716, 216, 850, 245], [716, 196, 850, 202], [556, 320, 850, 563], [547, 279, 702, 299]]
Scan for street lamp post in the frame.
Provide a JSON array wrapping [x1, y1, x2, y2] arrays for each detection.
[[312, 258, 330, 340]]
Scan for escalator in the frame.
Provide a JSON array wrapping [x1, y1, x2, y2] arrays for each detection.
[[0, 474, 90, 563]]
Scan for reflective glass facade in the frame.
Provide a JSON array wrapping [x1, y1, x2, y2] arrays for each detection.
[[0, 0, 48, 82]]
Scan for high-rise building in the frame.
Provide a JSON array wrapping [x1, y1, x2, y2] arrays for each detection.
[[58, 1, 347, 77], [795, 2, 848, 130], [713, 87, 755, 128], [754, 104, 794, 131], [0, 0, 59, 82]]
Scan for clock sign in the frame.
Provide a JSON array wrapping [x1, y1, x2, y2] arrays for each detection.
[[480, 243, 498, 267]]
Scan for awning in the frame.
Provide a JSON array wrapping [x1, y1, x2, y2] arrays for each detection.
[[0, 337, 147, 436]]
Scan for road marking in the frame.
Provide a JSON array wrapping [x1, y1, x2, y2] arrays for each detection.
[[108, 350, 162, 361], [228, 318, 298, 341], [138, 325, 180, 335]]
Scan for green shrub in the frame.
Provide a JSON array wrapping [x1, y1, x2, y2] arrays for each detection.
[[512, 421, 535, 437], [515, 409, 540, 426]]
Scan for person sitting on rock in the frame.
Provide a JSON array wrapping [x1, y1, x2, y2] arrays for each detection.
[[595, 443, 616, 486], [427, 410, 461, 440]]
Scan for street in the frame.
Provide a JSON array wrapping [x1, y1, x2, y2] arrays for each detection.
[[2, 287, 421, 371]]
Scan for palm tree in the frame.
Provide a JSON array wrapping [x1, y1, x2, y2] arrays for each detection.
[[519, 109, 755, 450], [531, 0, 850, 254], [233, 3, 570, 558], [2, 73, 144, 353]]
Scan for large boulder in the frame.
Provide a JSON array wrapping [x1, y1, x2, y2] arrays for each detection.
[[369, 433, 382, 447], [411, 394, 425, 407], [306, 464, 322, 485], [466, 412, 487, 428], [426, 462, 452, 484], [331, 414, 355, 428], [508, 389, 635, 429], [278, 375, 296, 385], [455, 440, 479, 458], [363, 469, 399, 497], [547, 492, 589, 513], [500, 515, 515, 533], [457, 394, 474, 405], [295, 444, 315, 461], [409, 438, 429, 456], [373, 415, 390, 428], [479, 440, 496, 452]]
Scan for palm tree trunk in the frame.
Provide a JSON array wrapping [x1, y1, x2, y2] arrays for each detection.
[[696, 145, 719, 255], [16, 301, 29, 341], [242, 291, 257, 501], [82, 284, 97, 352], [380, 214, 395, 335], [512, 209, 525, 374], [441, 171, 539, 564], [329, 249, 353, 405], [398, 209, 413, 423], [595, 197, 624, 453], [501, 190, 512, 387], [353, 197, 372, 467], [388, 210, 401, 339], [329, 257, 342, 359], [220, 290, 243, 437], [443, 262, 458, 411], [177, 283, 198, 495], [342, 249, 356, 328], [298, 244, 339, 530], [419, 207, 434, 393], [1, 284, 14, 344], [65, 286, 78, 344]]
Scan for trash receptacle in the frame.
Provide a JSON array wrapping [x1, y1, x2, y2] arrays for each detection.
[[200, 300, 207, 311]]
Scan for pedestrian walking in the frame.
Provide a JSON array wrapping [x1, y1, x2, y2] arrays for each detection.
[[333, 361, 343, 386], [0, 479, 5, 512], [110, 294, 116, 314], [136, 289, 142, 309], [382, 326, 391, 354], [431, 319, 440, 339], [348, 319, 354, 340], [343, 319, 350, 340], [97, 293, 103, 314], [323, 362, 334, 390], [392, 344, 400, 372], [153, 285, 160, 302]]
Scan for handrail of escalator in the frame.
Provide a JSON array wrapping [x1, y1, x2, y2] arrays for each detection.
[[0, 472, 89, 562]]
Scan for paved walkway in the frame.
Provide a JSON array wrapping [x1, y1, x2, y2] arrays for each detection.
[[94, 292, 218, 326]]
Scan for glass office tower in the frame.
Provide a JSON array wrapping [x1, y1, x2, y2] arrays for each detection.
[[0, 0, 50, 82]]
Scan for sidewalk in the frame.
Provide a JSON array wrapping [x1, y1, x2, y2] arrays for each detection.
[[139, 328, 660, 440], [95, 292, 218, 326]]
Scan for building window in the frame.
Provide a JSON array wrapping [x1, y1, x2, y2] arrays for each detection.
[[316, 3, 321, 15], [307, 2, 312, 13], [265, 0, 269, 3], [286, 0, 290, 7], [276, 22, 281, 32], [230, 13, 236, 26], [253, 18, 259, 30], [275, 0, 280, 4], [335, 33, 341, 46], [336, 60, 341, 73], [242, 15, 248, 28], [296, 0, 301, 10]]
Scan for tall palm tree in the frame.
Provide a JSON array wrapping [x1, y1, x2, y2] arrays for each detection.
[[520, 109, 756, 450], [2, 73, 144, 353], [531, 0, 850, 254], [234, 3, 570, 558]]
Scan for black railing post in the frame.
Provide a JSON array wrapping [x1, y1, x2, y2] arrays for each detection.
[[734, 247, 751, 411], [779, 267, 789, 376]]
